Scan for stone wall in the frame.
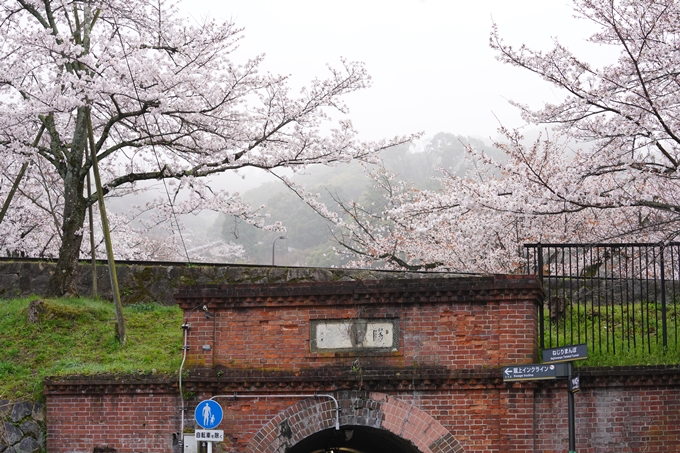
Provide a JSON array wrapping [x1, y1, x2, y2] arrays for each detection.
[[1, 400, 45, 453], [0, 259, 467, 305]]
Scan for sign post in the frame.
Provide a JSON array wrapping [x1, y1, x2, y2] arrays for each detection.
[[194, 400, 224, 453], [504, 344, 587, 453], [542, 344, 587, 453], [567, 361, 576, 453]]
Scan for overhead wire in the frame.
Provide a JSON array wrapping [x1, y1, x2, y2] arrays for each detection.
[[111, 16, 191, 262]]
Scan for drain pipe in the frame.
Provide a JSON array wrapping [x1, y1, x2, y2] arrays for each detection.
[[178, 321, 190, 444], [178, 303, 209, 446], [210, 394, 341, 430]]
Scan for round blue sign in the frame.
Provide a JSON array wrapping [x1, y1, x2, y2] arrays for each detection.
[[194, 400, 223, 429]]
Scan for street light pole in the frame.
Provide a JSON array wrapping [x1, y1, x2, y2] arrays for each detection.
[[272, 236, 286, 265]]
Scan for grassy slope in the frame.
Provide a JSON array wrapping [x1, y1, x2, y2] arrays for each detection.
[[0, 297, 183, 400], [542, 303, 680, 367], [1, 297, 678, 400]]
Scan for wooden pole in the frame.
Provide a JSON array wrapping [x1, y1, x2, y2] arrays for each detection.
[[85, 108, 125, 343], [87, 172, 97, 297]]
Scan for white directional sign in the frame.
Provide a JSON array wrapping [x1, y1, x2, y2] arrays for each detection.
[[195, 430, 224, 442], [503, 364, 558, 381]]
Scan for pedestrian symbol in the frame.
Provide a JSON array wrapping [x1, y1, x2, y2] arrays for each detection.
[[194, 400, 223, 429]]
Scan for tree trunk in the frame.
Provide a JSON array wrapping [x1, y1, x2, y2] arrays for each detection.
[[47, 108, 89, 297], [47, 178, 87, 296]]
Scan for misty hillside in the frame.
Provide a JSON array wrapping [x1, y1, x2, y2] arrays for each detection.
[[218, 133, 503, 267]]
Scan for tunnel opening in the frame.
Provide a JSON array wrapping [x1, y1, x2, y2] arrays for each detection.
[[286, 425, 422, 453]]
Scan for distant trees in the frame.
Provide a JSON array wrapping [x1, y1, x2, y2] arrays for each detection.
[[0, 0, 404, 294], [315, 0, 680, 272]]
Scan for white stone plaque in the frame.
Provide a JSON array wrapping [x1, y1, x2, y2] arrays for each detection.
[[312, 319, 397, 351]]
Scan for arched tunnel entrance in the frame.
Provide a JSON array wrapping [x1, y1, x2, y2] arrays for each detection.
[[287, 426, 422, 453], [244, 392, 465, 453]]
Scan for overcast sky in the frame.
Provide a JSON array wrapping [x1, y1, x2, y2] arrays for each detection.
[[180, 0, 608, 144]]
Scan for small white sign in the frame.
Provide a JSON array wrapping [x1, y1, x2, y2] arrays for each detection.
[[195, 430, 224, 442]]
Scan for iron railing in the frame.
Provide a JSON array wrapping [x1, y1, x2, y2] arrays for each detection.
[[525, 243, 680, 356]]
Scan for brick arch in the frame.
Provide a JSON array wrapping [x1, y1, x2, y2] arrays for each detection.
[[245, 391, 464, 453]]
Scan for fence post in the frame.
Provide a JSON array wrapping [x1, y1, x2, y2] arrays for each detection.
[[537, 244, 545, 350], [660, 245, 668, 350]]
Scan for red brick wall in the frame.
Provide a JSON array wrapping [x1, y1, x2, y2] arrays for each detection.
[[188, 388, 502, 453], [534, 368, 680, 453], [45, 375, 680, 453], [44, 379, 180, 453], [43, 276, 680, 453], [175, 275, 543, 451], [178, 276, 541, 372]]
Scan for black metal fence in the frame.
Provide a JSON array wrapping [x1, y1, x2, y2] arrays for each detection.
[[525, 243, 680, 356]]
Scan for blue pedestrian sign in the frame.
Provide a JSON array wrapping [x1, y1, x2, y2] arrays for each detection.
[[195, 400, 223, 429]]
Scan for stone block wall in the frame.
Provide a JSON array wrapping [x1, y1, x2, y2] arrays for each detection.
[[0, 259, 471, 305], [1, 400, 45, 453]]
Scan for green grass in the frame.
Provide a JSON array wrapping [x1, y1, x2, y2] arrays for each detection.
[[2, 296, 678, 400], [0, 297, 183, 400], [541, 301, 680, 367]]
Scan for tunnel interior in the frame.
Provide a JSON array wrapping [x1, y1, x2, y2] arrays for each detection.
[[286, 425, 422, 453]]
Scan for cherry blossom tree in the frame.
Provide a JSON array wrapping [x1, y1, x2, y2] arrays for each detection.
[[316, 0, 680, 272], [0, 0, 403, 295], [314, 130, 664, 273], [0, 158, 63, 258], [489, 0, 680, 239]]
